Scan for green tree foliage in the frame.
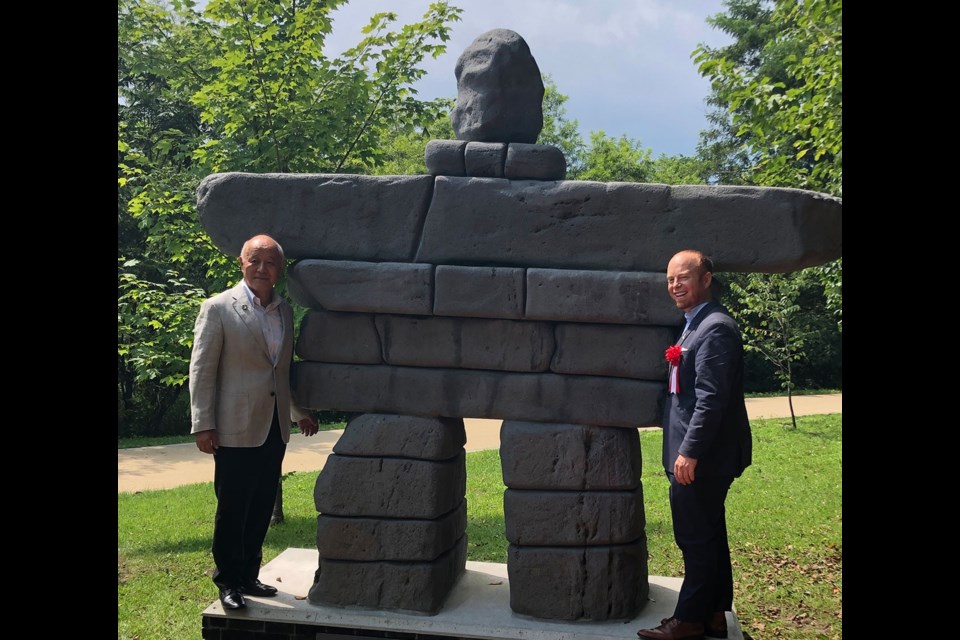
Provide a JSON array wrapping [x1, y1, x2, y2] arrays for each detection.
[[370, 106, 454, 176], [695, 0, 842, 392], [730, 273, 808, 427], [578, 131, 653, 183], [647, 154, 709, 186], [194, 0, 459, 173], [693, 0, 782, 186], [537, 75, 586, 176], [118, 0, 462, 436], [718, 271, 841, 396], [118, 260, 208, 436], [694, 0, 841, 195]]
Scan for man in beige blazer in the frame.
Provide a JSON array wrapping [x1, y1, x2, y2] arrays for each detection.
[[189, 234, 318, 611]]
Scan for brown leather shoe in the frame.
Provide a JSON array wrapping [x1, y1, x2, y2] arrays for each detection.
[[705, 611, 728, 638], [637, 617, 705, 640]]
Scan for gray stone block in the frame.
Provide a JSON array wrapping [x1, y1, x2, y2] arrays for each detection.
[[316, 500, 467, 561], [669, 184, 843, 272], [314, 451, 466, 519], [434, 265, 525, 319], [451, 29, 543, 143], [507, 541, 649, 621], [552, 324, 675, 379], [334, 414, 466, 460], [288, 260, 433, 314], [500, 422, 641, 490], [295, 310, 382, 364], [416, 178, 662, 270], [504, 143, 566, 180], [292, 363, 664, 428], [375, 315, 554, 372], [309, 535, 467, 614], [415, 177, 842, 273], [425, 140, 466, 177], [526, 268, 680, 326], [464, 142, 507, 177], [195, 172, 433, 261], [503, 487, 645, 545]]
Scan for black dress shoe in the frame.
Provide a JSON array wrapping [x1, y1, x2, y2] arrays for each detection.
[[637, 617, 704, 640], [240, 580, 278, 597], [219, 588, 246, 610]]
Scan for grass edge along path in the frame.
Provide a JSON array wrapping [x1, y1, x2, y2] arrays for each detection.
[[118, 413, 841, 640], [118, 391, 841, 449]]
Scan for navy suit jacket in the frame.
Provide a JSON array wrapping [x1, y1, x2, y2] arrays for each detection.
[[662, 301, 752, 478]]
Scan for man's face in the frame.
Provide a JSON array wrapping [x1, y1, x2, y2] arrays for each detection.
[[666, 253, 712, 313], [239, 243, 283, 295]]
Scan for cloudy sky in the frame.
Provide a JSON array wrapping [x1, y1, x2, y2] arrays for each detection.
[[322, 0, 732, 157]]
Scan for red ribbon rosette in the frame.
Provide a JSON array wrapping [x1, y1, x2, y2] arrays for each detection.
[[665, 344, 683, 393], [665, 344, 683, 367]]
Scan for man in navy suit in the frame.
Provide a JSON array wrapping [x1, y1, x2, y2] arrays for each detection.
[[637, 250, 752, 640]]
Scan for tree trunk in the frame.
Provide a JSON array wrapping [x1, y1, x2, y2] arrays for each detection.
[[787, 358, 797, 429], [270, 478, 284, 525], [118, 357, 137, 438], [144, 385, 183, 437]]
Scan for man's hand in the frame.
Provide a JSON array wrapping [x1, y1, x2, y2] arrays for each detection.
[[298, 415, 319, 437], [674, 453, 698, 485], [195, 430, 219, 455]]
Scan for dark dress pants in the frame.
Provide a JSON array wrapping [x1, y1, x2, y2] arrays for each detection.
[[669, 472, 735, 623], [211, 408, 286, 590]]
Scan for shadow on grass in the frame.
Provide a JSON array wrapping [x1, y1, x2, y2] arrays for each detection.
[[643, 518, 672, 537], [797, 429, 842, 443], [466, 514, 508, 563], [130, 515, 320, 555]]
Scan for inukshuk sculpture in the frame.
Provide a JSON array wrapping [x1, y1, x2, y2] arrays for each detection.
[[196, 28, 842, 621]]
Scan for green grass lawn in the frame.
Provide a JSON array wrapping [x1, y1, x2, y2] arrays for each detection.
[[118, 414, 841, 640], [118, 393, 841, 449]]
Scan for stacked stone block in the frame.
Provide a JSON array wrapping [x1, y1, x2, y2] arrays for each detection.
[[292, 307, 670, 428], [198, 167, 840, 620], [308, 414, 468, 614], [197, 166, 840, 620], [198, 173, 843, 272], [426, 140, 567, 180], [500, 421, 648, 620]]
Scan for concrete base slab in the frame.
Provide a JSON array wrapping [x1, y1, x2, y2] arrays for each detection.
[[202, 548, 745, 640]]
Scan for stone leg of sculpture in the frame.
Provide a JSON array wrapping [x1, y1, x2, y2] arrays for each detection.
[[500, 420, 649, 620], [308, 414, 467, 614]]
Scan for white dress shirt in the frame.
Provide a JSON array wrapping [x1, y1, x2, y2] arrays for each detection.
[[241, 281, 284, 365]]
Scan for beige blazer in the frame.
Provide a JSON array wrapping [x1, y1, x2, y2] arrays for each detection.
[[189, 283, 308, 447]]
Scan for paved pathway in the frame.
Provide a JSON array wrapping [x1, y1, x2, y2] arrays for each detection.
[[118, 394, 841, 493]]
